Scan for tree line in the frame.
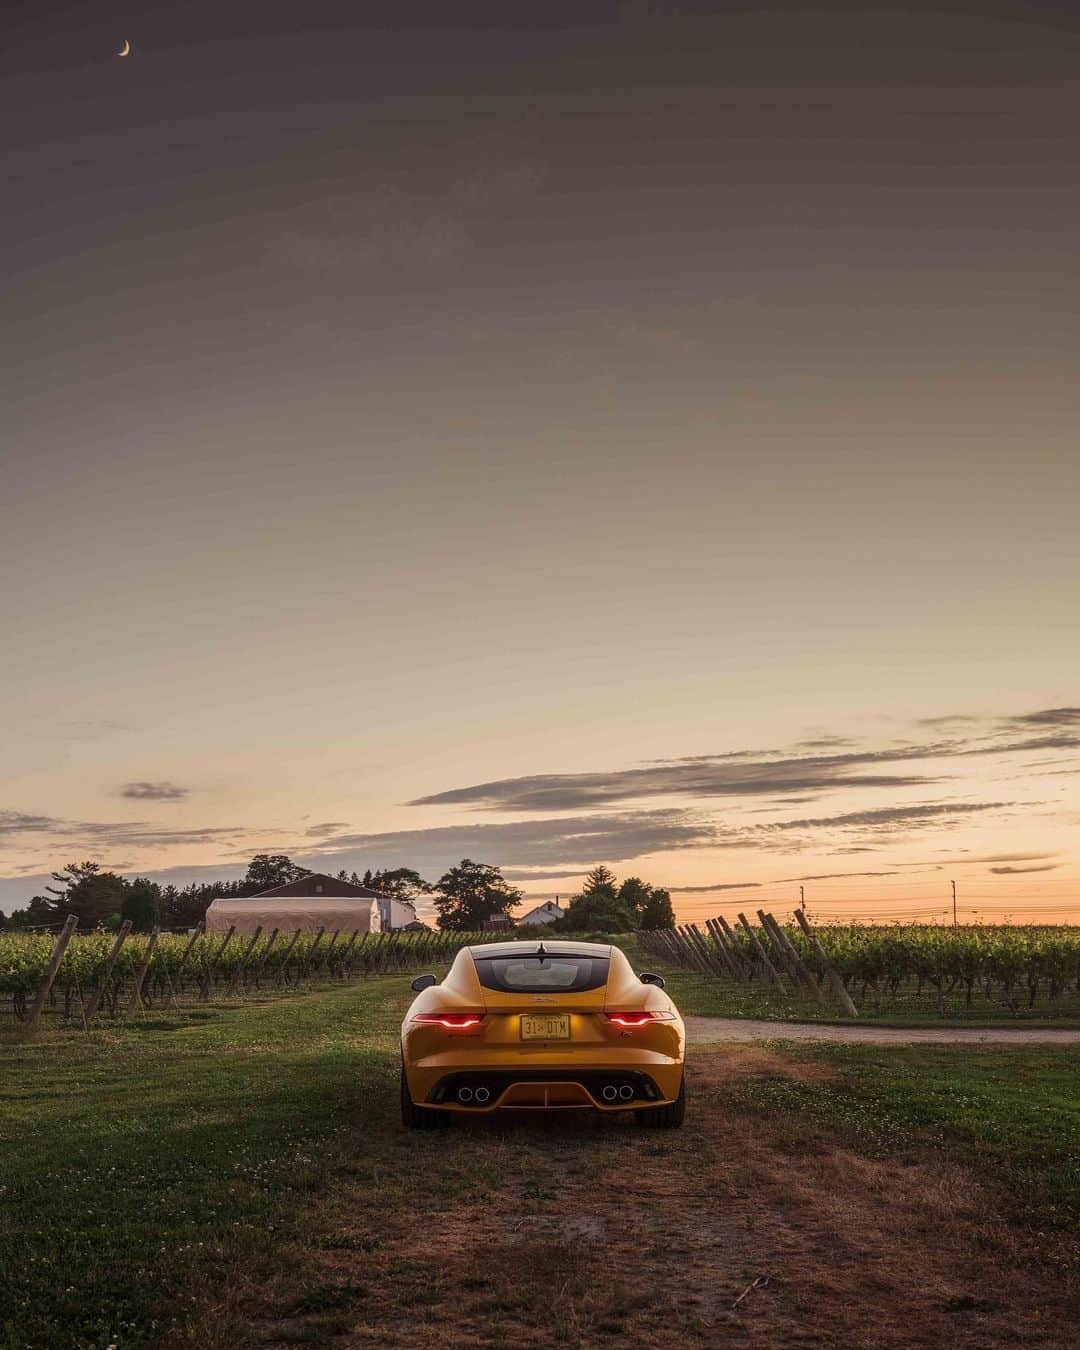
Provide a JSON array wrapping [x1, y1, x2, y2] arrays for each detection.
[[0, 854, 674, 934]]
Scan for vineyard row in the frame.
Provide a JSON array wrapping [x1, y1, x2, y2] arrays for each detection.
[[0, 924, 496, 1025], [639, 912, 1080, 1016]]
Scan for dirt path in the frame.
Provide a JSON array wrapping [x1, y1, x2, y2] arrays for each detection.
[[685, 1014, 1080, 1045], [248, 1047, 1076, 1349]]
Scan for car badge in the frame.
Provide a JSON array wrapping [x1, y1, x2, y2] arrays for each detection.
[[531, 996, 555, 1003]]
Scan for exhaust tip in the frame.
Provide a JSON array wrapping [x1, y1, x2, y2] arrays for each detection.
[[601, 1084, 618, 1102], [474, 1085, 491, 1104], [457, 1086, 474, 1103], [618, 1084, 635, 1101]]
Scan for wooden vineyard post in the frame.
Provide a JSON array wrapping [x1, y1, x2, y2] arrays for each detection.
[[336, 929, 360, 978], [127, 927, 161, 1014], [226, 926, 263, 997], [737, 913, 785, 992], [83, 920, 133, 1023], [715, 917, 751, 981], [704, 918, 743, 980], [756, 910, 804, 989], [717, 916, 749, 977], [251, 928, 280, 986], [344, 932, 369, 976], [682, 925, 712, 973], [672, 927, 701, 972], [316, 930, 341, 980], [763, 912, 823, 1002], [165, 921, 204, 1007], [687, 924, 726, 977], [793, 909, 858, 1017], [664, 928, 692, 970], [274, 929, 303, 987], [201, 926, 235, 1000], [302, 928, 327, 981], [378, 933, 399, 975], [25, 914, 79, 1029], [365, 932, 387, 976]]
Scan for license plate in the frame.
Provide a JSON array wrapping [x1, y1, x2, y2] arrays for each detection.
[[520, 1013, 570, 1041]]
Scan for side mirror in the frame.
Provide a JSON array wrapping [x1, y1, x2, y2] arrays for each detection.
[[411, 974, 437, 993], [639, 972, 666, 989]]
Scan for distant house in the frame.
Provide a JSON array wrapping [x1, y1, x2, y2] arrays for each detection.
[[377, 895, 419, 932], [481, 915, 514, 931], [205, 872, 382, 935], [517, 900, 565, 927]]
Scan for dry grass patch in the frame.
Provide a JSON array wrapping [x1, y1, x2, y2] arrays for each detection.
[[245, 1049, 1076, 1348]]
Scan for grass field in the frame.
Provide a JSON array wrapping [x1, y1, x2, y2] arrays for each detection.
[[2, 967, 1077, 1348]]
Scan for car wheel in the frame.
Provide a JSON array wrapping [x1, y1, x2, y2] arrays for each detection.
[[635, 1073, 685, 1129], [400, 1058, 449, 1130]]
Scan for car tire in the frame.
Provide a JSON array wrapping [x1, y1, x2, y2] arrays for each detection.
[[400, 1057, 449, 1130], [635, 1073, 685, 1129]]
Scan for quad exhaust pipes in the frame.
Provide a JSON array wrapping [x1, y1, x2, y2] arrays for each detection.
[[457, 1081, 635, 1106]]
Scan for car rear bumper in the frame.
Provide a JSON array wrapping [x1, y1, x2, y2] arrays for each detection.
[[407, 1062, 683, 1111]]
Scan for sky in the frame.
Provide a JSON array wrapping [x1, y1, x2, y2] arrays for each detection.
[[2, 1, 1078, 923]]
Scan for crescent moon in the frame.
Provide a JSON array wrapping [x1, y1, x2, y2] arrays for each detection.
[[117, 40, 131, 57]]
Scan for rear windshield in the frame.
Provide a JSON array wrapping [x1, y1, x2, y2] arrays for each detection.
[[474, 954, 609, 994]]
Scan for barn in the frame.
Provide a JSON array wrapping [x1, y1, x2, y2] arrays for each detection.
[[205, 872, 383, 935]]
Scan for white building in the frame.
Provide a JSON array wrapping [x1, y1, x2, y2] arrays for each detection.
[[377, 895, 419, 931], [517, 899, 564, 927], [205, 873, 382, 935]]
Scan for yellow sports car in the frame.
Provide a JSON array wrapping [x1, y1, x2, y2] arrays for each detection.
[[400, 940, 685, 1128]]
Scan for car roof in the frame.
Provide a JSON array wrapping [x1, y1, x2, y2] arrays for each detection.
[[467, 940, 612, 959]]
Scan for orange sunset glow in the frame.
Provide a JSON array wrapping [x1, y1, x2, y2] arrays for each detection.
[[2, 2, 1077, 926]]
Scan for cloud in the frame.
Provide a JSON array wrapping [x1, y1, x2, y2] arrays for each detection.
[[409, 749, 941, 813], [0, 811, 57, 837], [0, 808, 257, 852], [773, 869, 903, 882], [761, 802, 1010, 833], [1004, 707, 1080, 728], [669, 881, 762, 893], [299, 810, 718, 877], [948, 851, 1060, 866], [119, 781, 188, 802], [988, 863, 1062, 875], [409, 706, 1080, 818], [304, 821, 351, 837], [502, 869, 588, 882]]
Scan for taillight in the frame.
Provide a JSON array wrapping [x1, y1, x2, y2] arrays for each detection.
[[605, 1011, 658, 1028], [412, 1012, 485, 1031]]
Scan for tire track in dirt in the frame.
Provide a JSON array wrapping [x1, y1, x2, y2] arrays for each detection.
[[685, 1015, 1080, 1045], [250, 1047, 1076, 1348]]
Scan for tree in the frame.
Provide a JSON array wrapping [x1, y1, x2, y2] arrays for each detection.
[[639, 886, 675, 930], [614, 877, 675, 930], [121, 877, 162, 932], [563, 866, 638, 932], [243, 854, 311, 892], [432, 859, 523, 931], [32, 861, 126, 929], [366, 867, 432, 901], [617, 876, 652, 917]]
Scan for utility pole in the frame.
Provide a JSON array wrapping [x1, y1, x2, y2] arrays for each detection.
[[799, 885, 805, 909], [951, 879, 957, 928]]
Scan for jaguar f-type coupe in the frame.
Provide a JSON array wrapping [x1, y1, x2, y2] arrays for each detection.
[[400, 940, 685, 1128]]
